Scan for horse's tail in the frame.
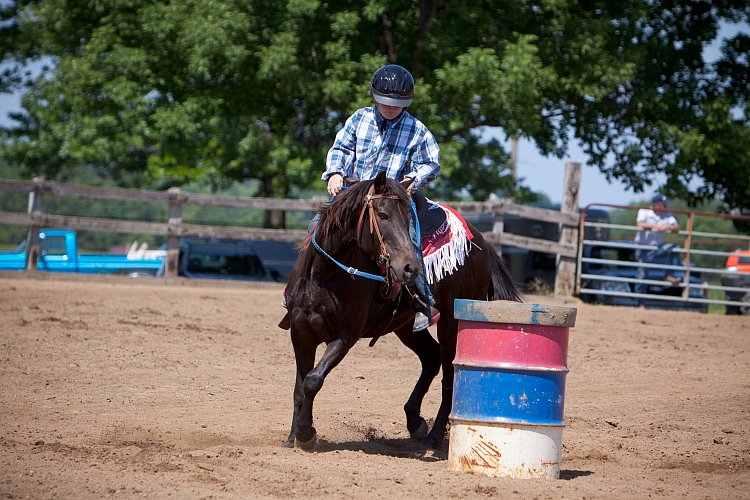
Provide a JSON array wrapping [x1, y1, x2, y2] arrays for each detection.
[[487, 246, 523, 302]]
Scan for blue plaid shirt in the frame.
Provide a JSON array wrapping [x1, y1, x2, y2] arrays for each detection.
[[323, 107, 440, 189]]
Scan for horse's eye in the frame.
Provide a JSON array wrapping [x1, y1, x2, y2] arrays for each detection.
[[378, 212, 389, 221]]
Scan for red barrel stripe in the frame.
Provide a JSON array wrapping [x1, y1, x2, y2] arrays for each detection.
[[455, 321, 569, 370]]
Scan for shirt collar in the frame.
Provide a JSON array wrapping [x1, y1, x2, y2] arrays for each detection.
[[373, 107, 407, 132]]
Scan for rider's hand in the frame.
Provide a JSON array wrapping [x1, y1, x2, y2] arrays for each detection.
[[327, 174, 344, 196]]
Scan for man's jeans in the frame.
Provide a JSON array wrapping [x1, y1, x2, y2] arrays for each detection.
[[635, 245, 680, 297], [635, 249, 648, 297]]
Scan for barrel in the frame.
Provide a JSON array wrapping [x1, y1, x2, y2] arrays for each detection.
[[448, 299, 577, 480]]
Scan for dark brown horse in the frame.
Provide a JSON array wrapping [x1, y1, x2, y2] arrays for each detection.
[[279, 172, 521, 449]]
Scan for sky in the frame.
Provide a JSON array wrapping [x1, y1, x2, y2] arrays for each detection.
[[0, 22, 746, 209]]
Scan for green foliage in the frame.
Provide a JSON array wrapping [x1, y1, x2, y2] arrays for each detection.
[[0, 0, 748, 218]]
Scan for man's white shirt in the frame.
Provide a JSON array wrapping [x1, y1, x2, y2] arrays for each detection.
[[635, 208, 678, 246]]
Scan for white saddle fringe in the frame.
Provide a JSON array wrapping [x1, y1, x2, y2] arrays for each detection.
[[422, 204, 472, 285]]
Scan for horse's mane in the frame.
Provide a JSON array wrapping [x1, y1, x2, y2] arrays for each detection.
[[317, 177, 408, 248]]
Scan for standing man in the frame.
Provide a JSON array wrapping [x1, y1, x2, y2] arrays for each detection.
[[322, 64, 441, 331], [634, 194, 681, 295]]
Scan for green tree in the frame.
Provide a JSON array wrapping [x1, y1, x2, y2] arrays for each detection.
[[1, 0, 748, 226]]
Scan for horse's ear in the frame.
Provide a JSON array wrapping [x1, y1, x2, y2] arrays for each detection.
[[374, 171, 388, 190]]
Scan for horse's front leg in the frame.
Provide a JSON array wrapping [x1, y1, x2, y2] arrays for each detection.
[[296, 338, 350, 450], [394, 325, 441, 440]]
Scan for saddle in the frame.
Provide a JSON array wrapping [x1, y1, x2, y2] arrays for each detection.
[[411, 191, 447, 238]]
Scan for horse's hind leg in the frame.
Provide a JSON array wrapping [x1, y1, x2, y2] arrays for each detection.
[[395, 325, 441, 440], [295, 338, 350, 450], [426, 316, 460, 448], [283, 369, 306, 448]]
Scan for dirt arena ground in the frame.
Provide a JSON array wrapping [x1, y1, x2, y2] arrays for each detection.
[[1, 274, 748, 499]]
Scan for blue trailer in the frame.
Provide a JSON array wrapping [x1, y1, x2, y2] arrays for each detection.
[[0, 229, 164, 276]]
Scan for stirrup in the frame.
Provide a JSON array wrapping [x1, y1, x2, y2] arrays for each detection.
[[413, 312, 429, 332], [413, 306, 440, 332]]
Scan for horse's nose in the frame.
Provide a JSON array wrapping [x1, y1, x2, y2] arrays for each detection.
[[403, 262, 419, 283]]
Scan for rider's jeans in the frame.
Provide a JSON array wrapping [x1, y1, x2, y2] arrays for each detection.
[[410, 213, 435, 308]]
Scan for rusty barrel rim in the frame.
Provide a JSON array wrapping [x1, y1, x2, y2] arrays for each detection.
[[449, 416, 565, 428], [454, 299, 577, 328]]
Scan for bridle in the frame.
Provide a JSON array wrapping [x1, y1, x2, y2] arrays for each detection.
[[310, 182, 408, 297], [356, 183, 402, 274]]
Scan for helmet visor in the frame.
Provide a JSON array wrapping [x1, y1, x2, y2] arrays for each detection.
[[371, 89, 413, 107]]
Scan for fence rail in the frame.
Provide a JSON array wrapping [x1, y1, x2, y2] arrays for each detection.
[[0, 168, 583, 293]]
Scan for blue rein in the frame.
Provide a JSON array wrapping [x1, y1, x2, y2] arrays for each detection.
[[311, 196, 419, 283]]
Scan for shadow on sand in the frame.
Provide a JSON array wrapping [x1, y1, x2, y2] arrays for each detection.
[[303, 435, 594, 479], [560, 469, 594, 480], [312, 436, 448, 463]]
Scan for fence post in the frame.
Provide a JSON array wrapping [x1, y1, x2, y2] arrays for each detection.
[[490, 194, 504, 257], [25, 177, 45, 271], [164, 187, 182, 277], [681, 211, 696, 299], [554, 162, 581, 296]]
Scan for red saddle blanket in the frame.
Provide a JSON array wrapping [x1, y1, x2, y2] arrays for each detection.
[[420, 203, 474, 285]]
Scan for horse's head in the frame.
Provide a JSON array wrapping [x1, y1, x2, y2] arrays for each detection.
[[317, 172, 420, 286]]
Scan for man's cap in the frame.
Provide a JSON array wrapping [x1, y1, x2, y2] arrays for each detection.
[[652, 194, 669, 204]]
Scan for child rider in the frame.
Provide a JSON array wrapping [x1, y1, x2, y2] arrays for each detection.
[[321, 64, 441, 331]]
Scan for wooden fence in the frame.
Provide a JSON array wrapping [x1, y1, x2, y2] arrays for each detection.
[[0, 163, 582, 295]]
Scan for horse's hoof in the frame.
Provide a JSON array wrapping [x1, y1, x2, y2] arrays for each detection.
[[294, 433, 317, 451], [426, 429, 444, 449], [282, 438, 295, 448], [409, 420, 429, 441]]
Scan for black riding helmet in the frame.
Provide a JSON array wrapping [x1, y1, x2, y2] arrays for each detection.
[[370, 64, 414, 107]]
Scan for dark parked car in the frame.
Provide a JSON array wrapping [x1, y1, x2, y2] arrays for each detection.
[[464, 206, 610, 290], [579, 241, 708, 313], [159, 238, 298, 282]]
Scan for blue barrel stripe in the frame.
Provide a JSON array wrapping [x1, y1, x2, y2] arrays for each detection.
[[450, 365, 566, 426]]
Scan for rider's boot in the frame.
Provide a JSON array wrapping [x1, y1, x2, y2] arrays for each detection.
[[412, 271, 440, 331]]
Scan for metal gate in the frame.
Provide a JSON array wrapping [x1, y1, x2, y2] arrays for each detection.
[[575, 204, 750, 314]]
